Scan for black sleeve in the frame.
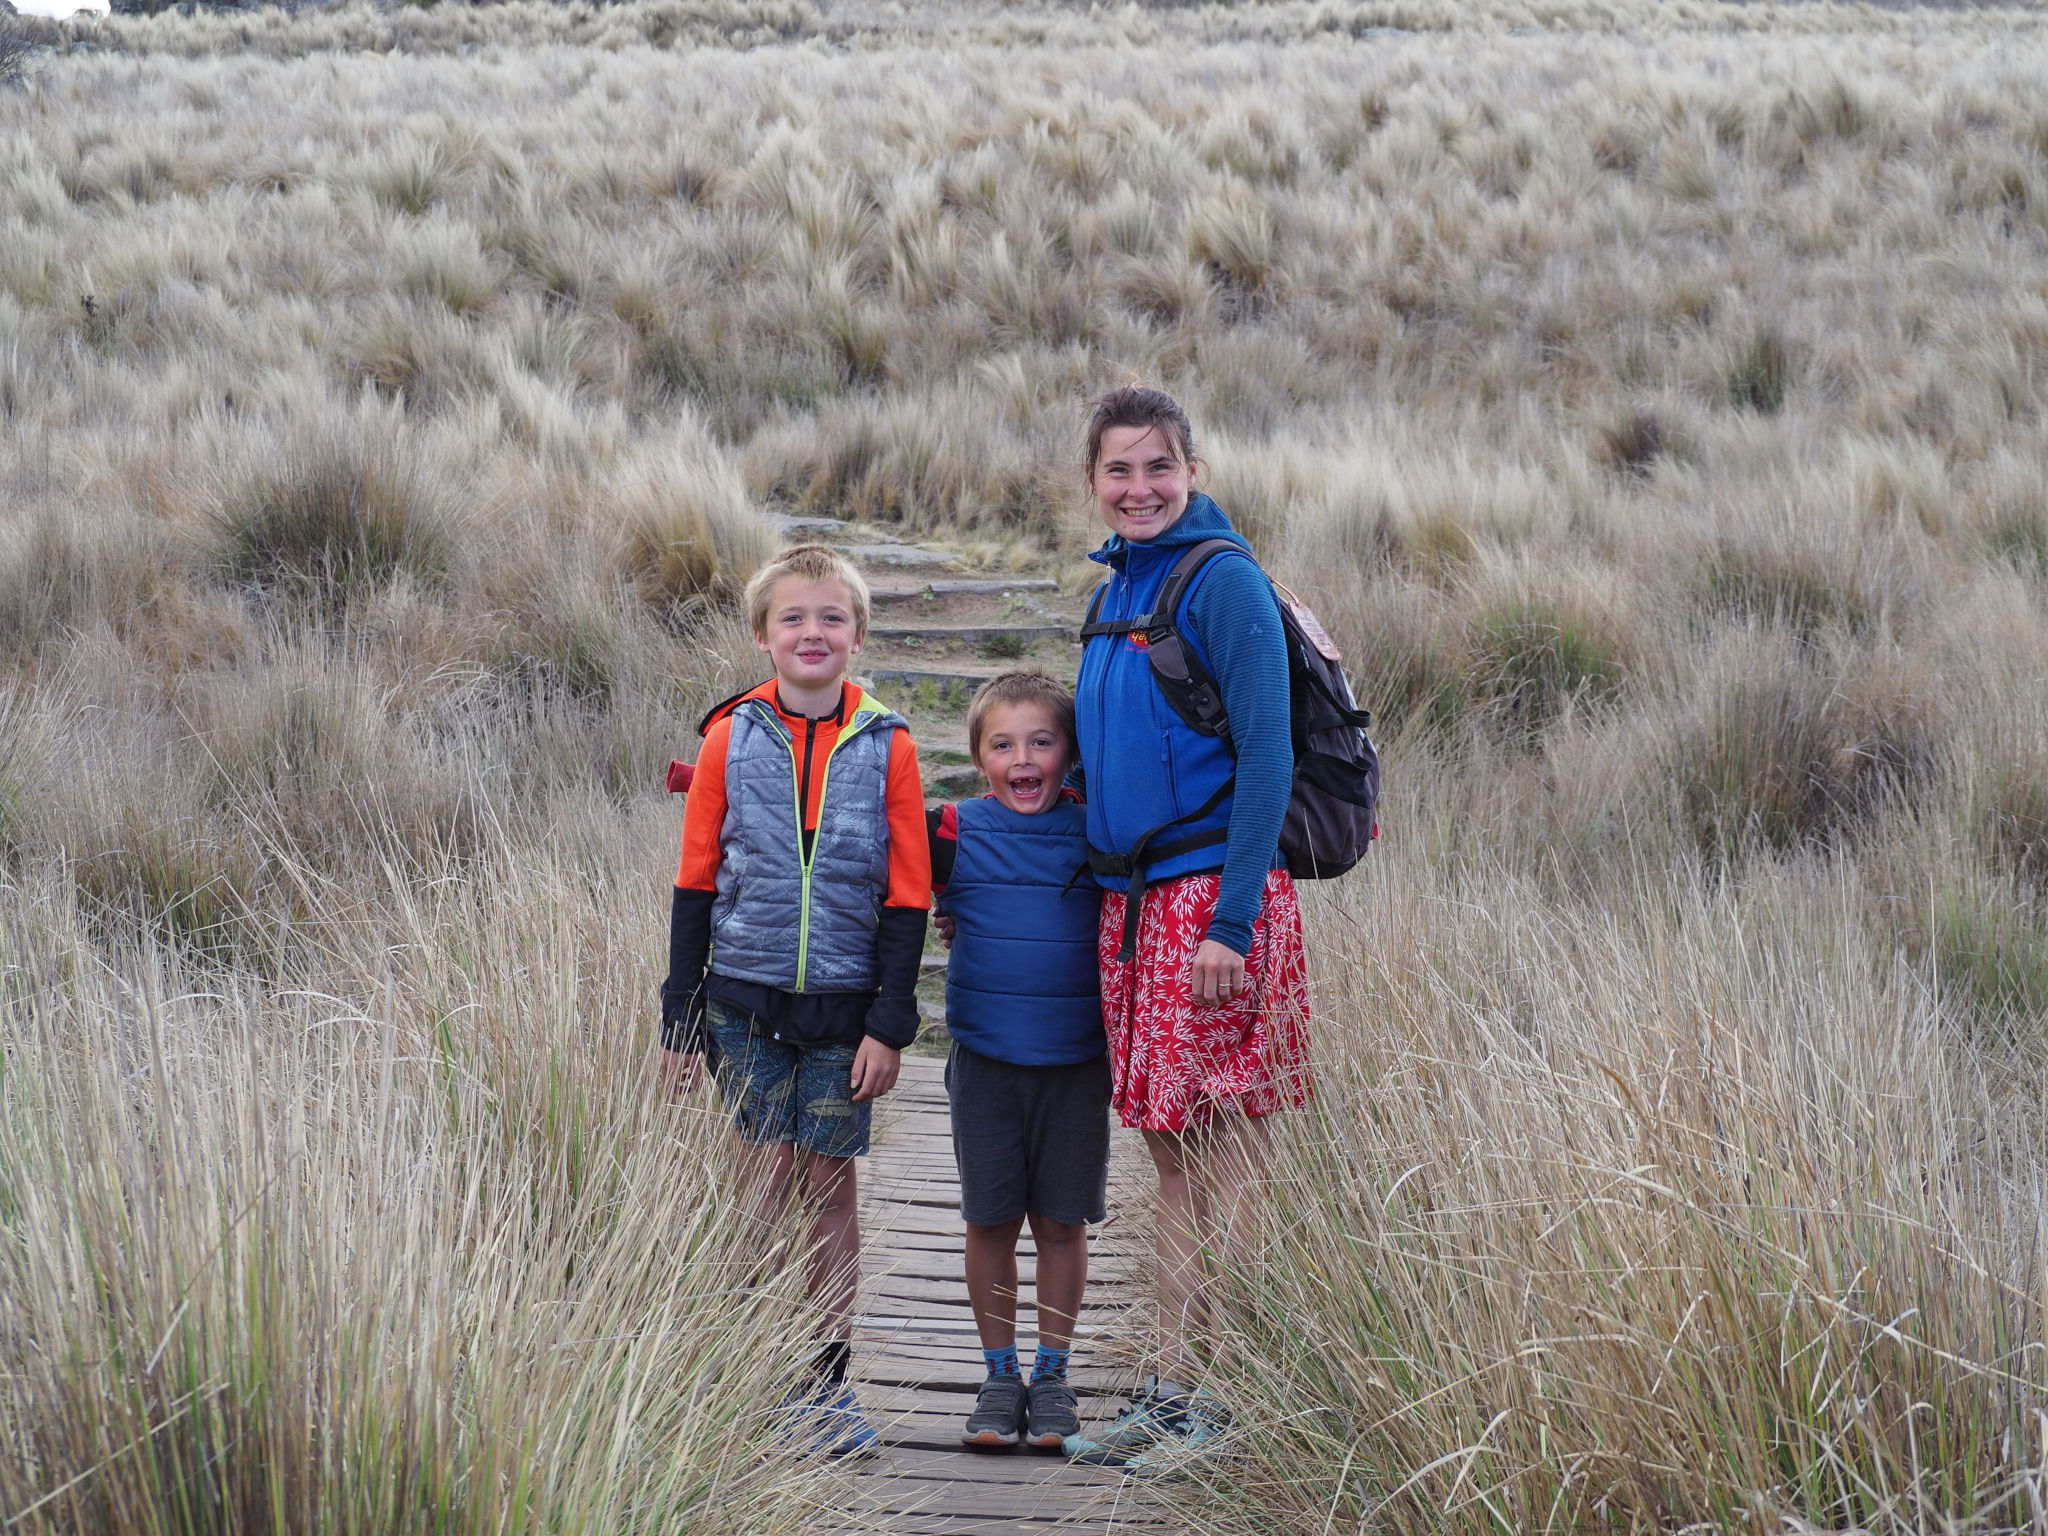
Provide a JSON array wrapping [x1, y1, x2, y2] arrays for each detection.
[[926, 805, 957, 892], [659, 887, 716, 1052], [864, 905, 930, 1050]]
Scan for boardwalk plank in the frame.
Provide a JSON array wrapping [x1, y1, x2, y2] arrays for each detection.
[[838, 1057, 1170, 1532]]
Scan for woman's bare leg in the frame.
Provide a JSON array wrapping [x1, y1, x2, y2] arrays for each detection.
[[1203, 1109, 1272, 1254], [1142, 1128, 1206, 1387]]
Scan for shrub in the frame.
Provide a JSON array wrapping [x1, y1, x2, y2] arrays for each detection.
[[1727, 325, 1792, 414], [214, 430, 449, 614], [1928, 880, 2048, 1030], [612, 440, 776, 621], [0, 13, 36, 90], [1464, 593, 1626, 740], [1676, 645, 1937, 860], [1982, 766, 2048, 894]]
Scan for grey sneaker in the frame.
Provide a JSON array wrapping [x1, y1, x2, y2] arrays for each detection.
[[1025, 1376, 1080, 1450], [961, 1373, 1028, 1448], [1062, 1375, 1191, 1466]]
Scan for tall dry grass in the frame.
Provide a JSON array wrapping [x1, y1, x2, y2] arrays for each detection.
[[5, 0, 2048, 1529], [0, 813, 837, 1533]]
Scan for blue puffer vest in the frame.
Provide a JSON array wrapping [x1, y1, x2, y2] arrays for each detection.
[[711, 692, 904, 993], [1076, 495, 1253, 892], [940, 797, 1105, 1066]]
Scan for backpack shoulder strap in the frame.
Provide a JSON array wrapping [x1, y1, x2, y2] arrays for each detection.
[[1077, 540, 1249, 641], [696, 685, 756, 738], [1081, 580, 1114, 634], [1152, 539, 1252, 639]]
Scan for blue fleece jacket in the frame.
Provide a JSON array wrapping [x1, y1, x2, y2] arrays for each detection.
[[1078, 496, 1292, 956]]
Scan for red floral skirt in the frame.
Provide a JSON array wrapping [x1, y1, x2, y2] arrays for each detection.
[[1098, 870, 1312, 1133]]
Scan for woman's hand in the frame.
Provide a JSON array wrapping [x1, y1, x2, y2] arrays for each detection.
[[1189, 938, 1248, 1009]]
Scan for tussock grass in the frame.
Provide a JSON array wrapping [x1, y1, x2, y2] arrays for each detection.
[[7, 0, 2048, 1529], [214, 420, 451, 615], [0, 844, 834, 1534], [1188, 849, 2048, 1534]]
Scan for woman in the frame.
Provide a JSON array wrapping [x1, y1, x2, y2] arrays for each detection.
[[1062, 386, 1311, 1473]]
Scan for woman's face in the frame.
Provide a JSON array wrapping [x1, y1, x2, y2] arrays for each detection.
[[1087, 424, 1194, 543]]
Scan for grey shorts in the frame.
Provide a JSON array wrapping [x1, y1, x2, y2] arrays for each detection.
[[702, 1000, 870, 1159], [946, 1042, 1112, 1228]]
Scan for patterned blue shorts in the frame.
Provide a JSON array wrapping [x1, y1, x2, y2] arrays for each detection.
[[702, 1000, 871, 1159]]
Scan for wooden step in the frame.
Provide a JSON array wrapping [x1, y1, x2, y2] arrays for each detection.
[[870, 579, 1060, 604], [870, 624, 1078, 646]]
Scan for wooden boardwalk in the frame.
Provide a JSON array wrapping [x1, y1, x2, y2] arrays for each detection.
[[833, 1057, 1176, 1535]]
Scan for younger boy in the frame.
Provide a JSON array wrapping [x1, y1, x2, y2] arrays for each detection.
[[928, 671, 1110, 1452], [658, 543, 930, 1457]]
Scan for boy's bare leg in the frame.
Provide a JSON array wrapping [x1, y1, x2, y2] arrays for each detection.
[[801, 1151, 862, 1340], [964, 1218, 1026, 1350], [1142, 1128, 1207, 1388], [1025, 1213, 1087, 1354], [735, 1139, 799, 1229]]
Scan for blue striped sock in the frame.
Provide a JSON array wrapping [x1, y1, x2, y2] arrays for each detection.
[[983, 1344, 1020, 1380], [1031, 1346, 1071, 1383]]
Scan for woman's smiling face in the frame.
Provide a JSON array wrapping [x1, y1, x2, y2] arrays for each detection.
[[1087, 424, 1195, 543]]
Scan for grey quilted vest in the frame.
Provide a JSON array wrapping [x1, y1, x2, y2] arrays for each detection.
[[711, 692, 905, 993]]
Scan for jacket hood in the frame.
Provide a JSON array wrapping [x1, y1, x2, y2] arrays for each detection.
[[1087, 493, 1251, 568]]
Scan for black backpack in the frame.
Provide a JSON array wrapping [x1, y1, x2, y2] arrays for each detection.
[[1081, 540, 1381, 957]]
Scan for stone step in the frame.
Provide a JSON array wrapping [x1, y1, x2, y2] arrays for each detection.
[[869, 579, 1060, 605], [869, 623, 1078, 646], [763, 512, 857, 539], [926, 765, 987, 797], [865, 667, 1001, 701], [843, 544, 959, 568]]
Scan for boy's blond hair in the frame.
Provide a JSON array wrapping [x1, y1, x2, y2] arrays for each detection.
[[743, 543, 872, 639], [966, 670, 1077, 762]]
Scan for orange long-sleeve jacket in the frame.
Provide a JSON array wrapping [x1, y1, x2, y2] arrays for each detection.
[[661, 679, 931, 1051]]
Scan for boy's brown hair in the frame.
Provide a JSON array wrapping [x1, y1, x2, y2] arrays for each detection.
[[967, 670, 1077, 762], [743, 543, 872, 640]]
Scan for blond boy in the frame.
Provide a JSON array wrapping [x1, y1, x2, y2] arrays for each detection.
[[658, 544, 930, 1456]]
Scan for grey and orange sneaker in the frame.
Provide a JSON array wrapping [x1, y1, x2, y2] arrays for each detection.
[[1025, 1376, 1080, 1450], [961, 1373, 1028, 1448]]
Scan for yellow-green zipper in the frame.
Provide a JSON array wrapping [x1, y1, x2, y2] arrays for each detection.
[[772, 700, 882, 993]]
